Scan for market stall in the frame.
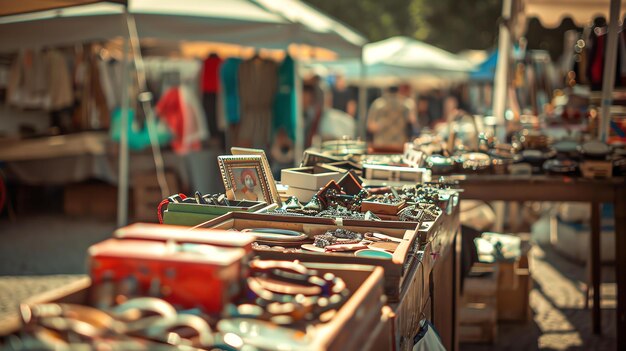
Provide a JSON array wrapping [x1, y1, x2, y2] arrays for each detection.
[[0, 0, 366, 226], [0, 143, 462, 350]]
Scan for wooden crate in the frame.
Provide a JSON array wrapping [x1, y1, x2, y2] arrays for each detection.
[[459, 303, 497, 343], [132, 171, 178, 222], [389, 242, 432, 351], [362, 306, 395, 351], [64, 182, 118, 219], [431, 221, 461, 351], [0, 263, 385, 351], [459, 263, 499, 344], [496, 252, 532, 322], [195, 212, 421, 302]]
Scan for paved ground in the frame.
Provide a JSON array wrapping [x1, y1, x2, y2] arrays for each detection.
[[0, 215, 115, 332], [461, 244, 616, 351], [0, 215, 618, 350]]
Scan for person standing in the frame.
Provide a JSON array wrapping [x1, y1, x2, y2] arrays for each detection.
[[366, 85, 417, 148], [331, 73, 357, 117]]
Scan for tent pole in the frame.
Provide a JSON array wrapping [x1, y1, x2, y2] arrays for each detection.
[[599, 0, 621, 141], [358, 51, 367, 140], [492, 0, 512, 142], [116, 11, 131, 227], [294, 44, 304, 165]]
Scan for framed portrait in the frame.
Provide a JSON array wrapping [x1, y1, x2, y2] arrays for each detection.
[[218, 155, 274, 204], [231, 147, 282, 205]]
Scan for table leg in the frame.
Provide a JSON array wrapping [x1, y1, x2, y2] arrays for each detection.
[[591, 202, 601, 334], [615, 186, 626, 350]]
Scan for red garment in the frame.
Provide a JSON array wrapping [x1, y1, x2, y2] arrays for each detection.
[[156, 87, 200, 154], [590, 34, 605, 86], [201, 55, 223, 93]]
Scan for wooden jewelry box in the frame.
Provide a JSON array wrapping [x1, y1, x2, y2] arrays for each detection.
[[194, 212, 422, 302]]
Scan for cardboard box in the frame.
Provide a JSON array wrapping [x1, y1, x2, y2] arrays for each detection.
[[281, 166, 343, 191], [133, 171, 178, 222], [64, 182, 118, 219], [285, 185, 319, 202]]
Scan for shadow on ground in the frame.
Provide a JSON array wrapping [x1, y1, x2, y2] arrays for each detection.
[[461, 244, 616, 351]]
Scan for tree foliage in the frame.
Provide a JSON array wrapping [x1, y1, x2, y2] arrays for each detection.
[[304, 0, 501, 53]]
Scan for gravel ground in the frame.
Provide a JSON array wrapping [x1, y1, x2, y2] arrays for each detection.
[[0, 215, 618, 350]]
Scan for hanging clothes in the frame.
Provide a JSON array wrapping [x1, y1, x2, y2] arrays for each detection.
[[237, 56, 278, 149], [273, 54, 296, 141], [588, 28, 606, 90], [7, 50, 51, 109], [587, 25, 624, 90], [200, 53, 224, 142], [45, 49, 74, 112], [220, 57, 243, 125], [180, 84, 209, 143], [201, 54, 222, 94], [98, 56, 122, 111], [156, 87, 201, 154]]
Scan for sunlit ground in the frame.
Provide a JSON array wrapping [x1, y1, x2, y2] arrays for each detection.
[[463, 245, 616, 351]]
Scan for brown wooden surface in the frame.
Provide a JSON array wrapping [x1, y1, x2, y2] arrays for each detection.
[[195, 212, 421, 301], [591, 202, 601, 333], [362, 306, 394, 351], [0, 264, 385, 351], [432, 228, 457, 351], [454, 174, 626, 351], [616, 185, 626, 350]]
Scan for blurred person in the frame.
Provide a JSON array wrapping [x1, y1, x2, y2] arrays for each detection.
[[417, 97, 430, 129], [331, 73, 357, 117], [302, 83, 355, 144], [366, 85, 417, 148], [302, 83, 320, 147], [318, 109, 356, 141], [398, 83, 419, 138], [427, 89, 445, 125]]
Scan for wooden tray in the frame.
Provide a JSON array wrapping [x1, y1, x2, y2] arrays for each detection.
[[194, 212, 421, 302], [163, 200, 267, 226], [361, 200, 407, 216], [0, 264, 385, 351]]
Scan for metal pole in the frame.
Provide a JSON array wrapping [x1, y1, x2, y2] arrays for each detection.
[[599, 0, 621, 141], [126, 12, 170, 198], [358, 53, 368, 140], [492, 0, 512, 142], [294, 45, 304, 165], [116, 12, 130, 227]]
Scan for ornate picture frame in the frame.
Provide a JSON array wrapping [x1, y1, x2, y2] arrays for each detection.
[[218, 155, 274, 204], [231, 147, 282, 205]]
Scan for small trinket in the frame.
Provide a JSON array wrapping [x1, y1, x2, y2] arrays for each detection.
[[303, 195, 323, 211], [283, 196, 302, 210]]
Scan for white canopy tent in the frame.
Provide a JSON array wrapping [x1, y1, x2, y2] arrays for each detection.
[[0, 0, 367, 226], [493, 0, 626, 142], [311, 36, 474, 138], [0, 0, 365, 58], [253, 0, 366, 58], [319, 36, 474, 84], [0, 1, 288, 52], [0, 0, 124, 16]]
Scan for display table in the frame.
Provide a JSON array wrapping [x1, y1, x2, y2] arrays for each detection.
[[450, 174, 626, 350], [0, 132, 223, 193]]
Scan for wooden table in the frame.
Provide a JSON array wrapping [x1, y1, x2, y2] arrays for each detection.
[[450, 175, 626, 350]]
